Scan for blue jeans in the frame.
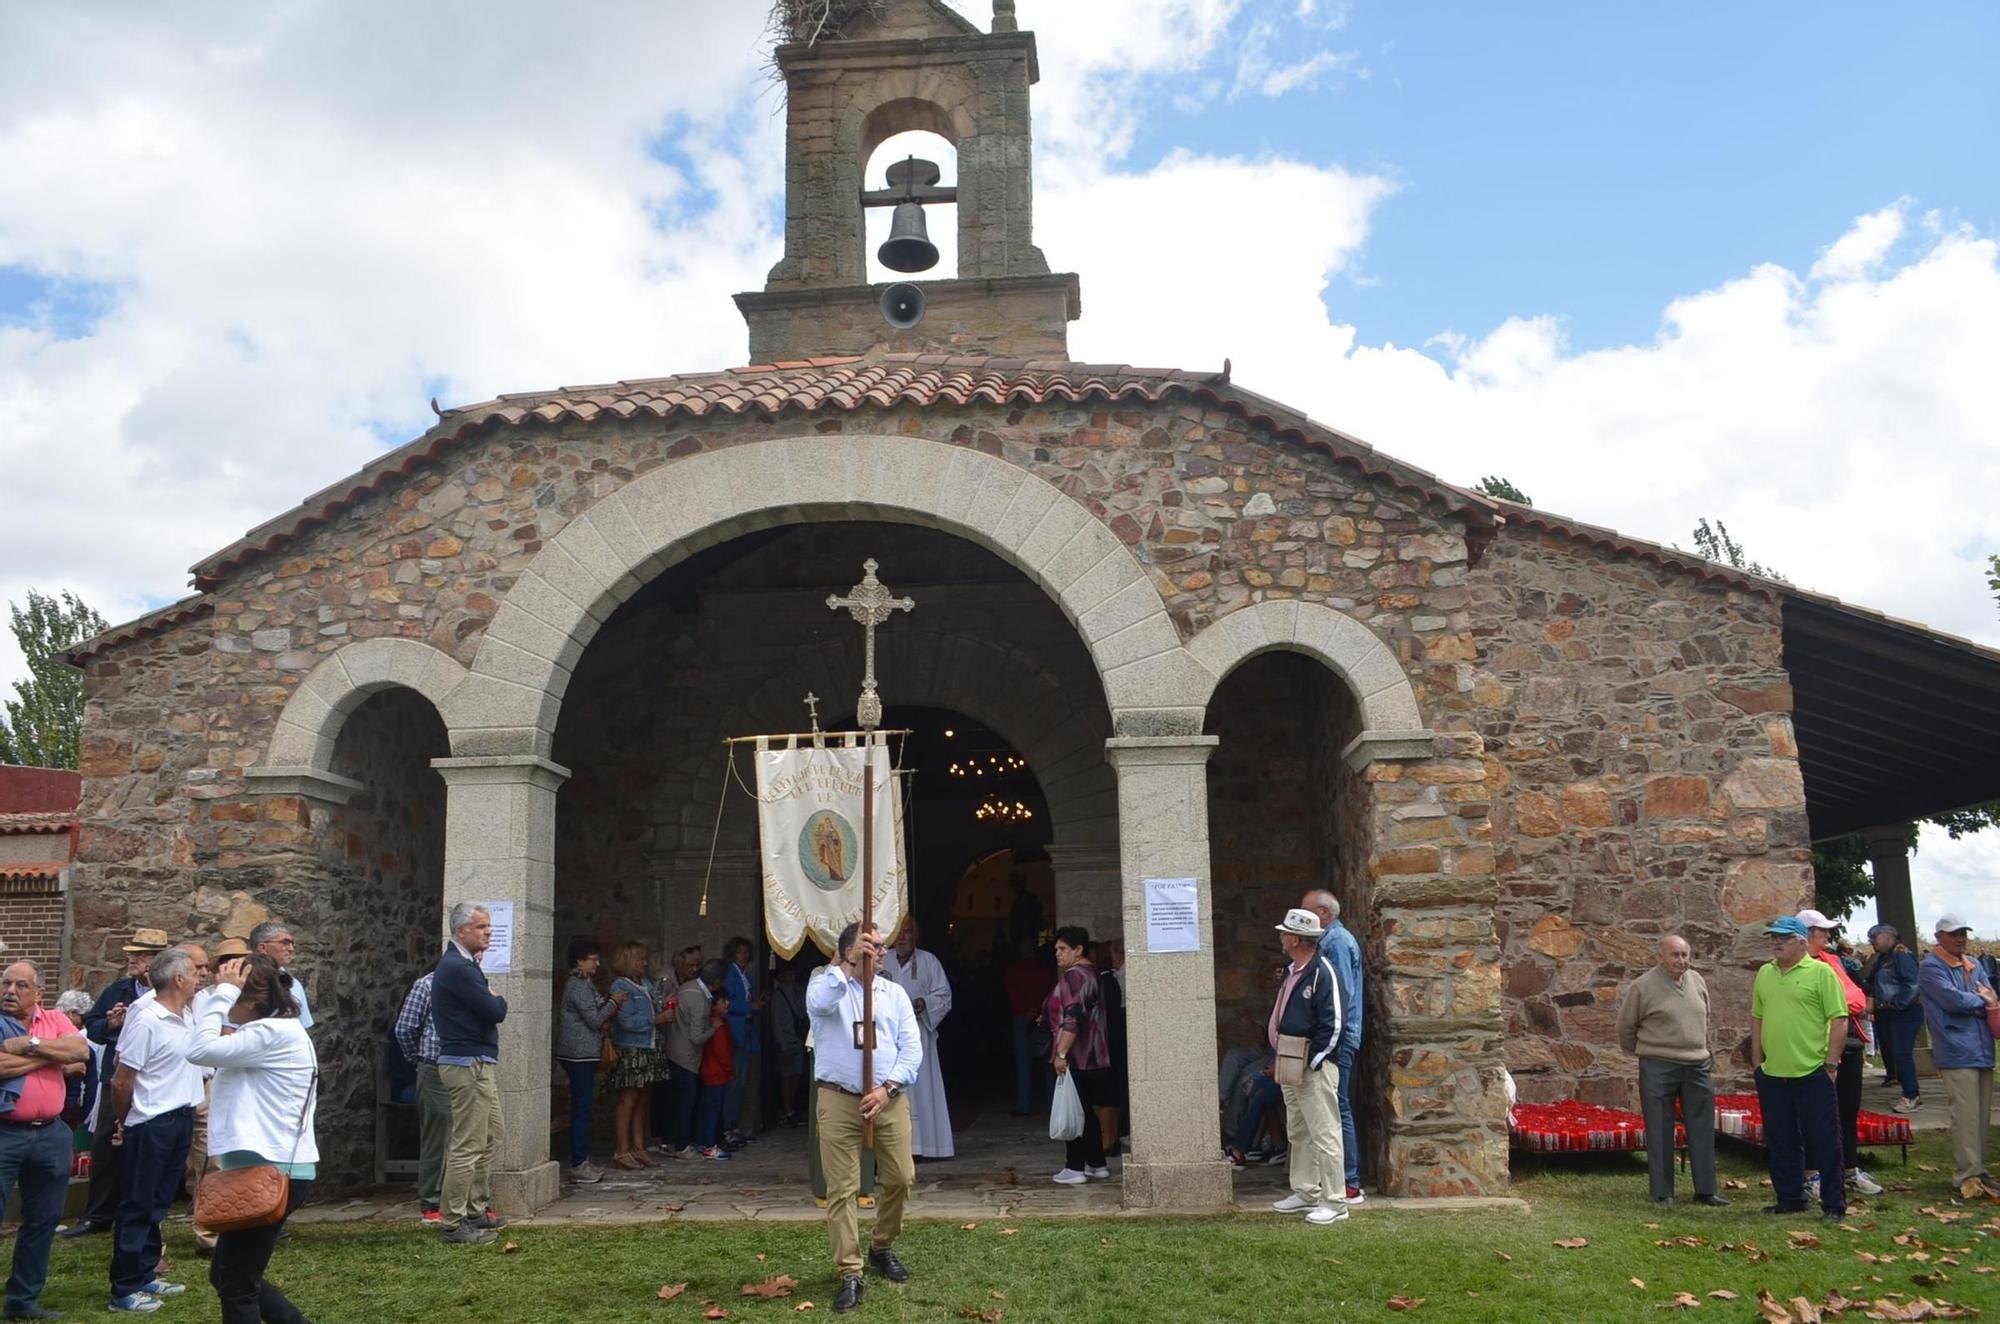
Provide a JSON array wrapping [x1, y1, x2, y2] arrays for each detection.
[[696, 1081, 726, 1149], [1877, 1005, 1923, 1101], [666, 1062, 701, 1151], [1011, 1016, 1035, 1113], [1335, 1050, 1359, 1188], [561, 1059, 595, 1167], [1756, 1067, 1844, 1214], [723, 1023, 751, 1135], [0, 1120, 70, 1313], [1232, 1074, 1283, 1152], [110, 1105, 194, 1298]]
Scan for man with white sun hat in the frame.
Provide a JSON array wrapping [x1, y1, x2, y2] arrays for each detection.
[[1266, 908, 1347, 1226]]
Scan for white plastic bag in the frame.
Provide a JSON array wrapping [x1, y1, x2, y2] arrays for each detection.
[[1050, 1070, 1085, 1142]]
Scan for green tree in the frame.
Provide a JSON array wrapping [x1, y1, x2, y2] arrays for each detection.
[[1473, 475, 1531, 504], [1988, 553, 1999, 612], [0, 589, 107, 769], [1690, 517, 1787, 581]]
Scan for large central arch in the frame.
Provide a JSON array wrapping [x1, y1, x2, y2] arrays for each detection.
[[442, 434, 1205, 756]]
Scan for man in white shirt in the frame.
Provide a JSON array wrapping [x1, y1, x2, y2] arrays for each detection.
[[106, 948, 205, 1312], [807, 922, 923, 1315]]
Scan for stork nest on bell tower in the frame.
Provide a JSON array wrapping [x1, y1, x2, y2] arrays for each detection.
[[768, 0, 889, 47]]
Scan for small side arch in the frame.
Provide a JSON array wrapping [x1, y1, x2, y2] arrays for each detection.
[[1185, 600, 1427, 736], [261, 637, 469, 772]]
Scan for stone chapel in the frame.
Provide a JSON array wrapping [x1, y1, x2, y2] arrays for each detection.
[[62, 0, 2000, 1215]]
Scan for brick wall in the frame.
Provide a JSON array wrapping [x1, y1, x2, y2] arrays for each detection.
[[0, 877, 66, 1001]]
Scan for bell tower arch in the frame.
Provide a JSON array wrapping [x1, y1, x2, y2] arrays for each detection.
[[736, 0, 1081, 361]]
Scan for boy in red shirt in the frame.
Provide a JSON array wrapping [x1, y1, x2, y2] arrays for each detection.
[[695, 994, 733, 1160]]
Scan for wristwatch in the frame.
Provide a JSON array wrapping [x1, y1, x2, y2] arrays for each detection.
[[885, 1082, 902, 1099], [26, 1036, 40, 1054]]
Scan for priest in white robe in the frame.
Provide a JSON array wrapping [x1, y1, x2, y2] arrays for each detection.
[[885, 919, 955, 1158]]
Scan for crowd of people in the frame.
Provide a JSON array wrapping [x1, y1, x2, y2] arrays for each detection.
[[0, 920, 322, 1319], [1615, 908, 1999, 1217]]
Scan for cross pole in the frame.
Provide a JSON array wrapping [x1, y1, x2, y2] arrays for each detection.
[[826, 559, 914, 1145]]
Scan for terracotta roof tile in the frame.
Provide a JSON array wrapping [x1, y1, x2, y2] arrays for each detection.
[[0, 865, 65, 881], [183, 354, 1492, 592], [0, 812, 75, 835]]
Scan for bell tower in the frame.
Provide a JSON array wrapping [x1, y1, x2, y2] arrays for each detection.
[[735, 0, 1082, 361]]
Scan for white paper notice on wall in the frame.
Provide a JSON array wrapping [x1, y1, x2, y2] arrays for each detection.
[[1143, 878, 1201, 953], [481, 901, 515, 974]]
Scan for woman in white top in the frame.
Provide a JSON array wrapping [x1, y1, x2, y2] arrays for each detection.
[[185, 953, 318, 1324]]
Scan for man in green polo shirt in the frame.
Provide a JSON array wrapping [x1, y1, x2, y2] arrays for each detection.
[[1750, 915, 1848, 1221]]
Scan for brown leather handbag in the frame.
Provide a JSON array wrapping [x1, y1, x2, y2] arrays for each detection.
[[194, 1049, 317, 1235]]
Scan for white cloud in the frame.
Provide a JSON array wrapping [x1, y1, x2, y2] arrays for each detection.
[[1810, 200, 1907, 282], [1911, 824, 2000, 941]]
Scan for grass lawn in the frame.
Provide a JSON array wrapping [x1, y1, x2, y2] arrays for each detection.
[[33, 1129, 2000, 1323]]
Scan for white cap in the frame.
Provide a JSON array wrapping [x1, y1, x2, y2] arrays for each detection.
[[1795, 908, 1838, 931], [1934, 913, 1973, 935]]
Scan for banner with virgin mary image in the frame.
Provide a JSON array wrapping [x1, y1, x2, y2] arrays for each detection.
[[754, 733, 905, 959]]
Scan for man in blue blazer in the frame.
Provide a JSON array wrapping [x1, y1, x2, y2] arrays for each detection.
[[432, 903, 509, 1244], [1268, 908, 1347, 1226]]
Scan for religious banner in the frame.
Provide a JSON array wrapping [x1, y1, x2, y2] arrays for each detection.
[[755, 733, 906, 958]]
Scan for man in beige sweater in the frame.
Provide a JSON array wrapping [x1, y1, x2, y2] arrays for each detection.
[[1616, 935, 1727, 1206]]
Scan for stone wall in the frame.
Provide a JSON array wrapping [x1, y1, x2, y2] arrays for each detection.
[[1462, 528, 1807, 1108]]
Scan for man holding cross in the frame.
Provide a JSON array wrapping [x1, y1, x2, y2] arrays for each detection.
[[806, 921, 922, 1314]]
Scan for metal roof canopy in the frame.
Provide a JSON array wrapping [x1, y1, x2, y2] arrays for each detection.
[[1785, 593, 2000, 841]]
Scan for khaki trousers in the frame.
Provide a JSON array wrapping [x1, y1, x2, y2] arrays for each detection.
[[188, 1082, 218, 1251], [1939, 1067, 1993, 1186], [416, 1062, 450, 1206], [817, 1086, 913, 1278], [1282, 1060, 1347, 1207], [439, 1061, 504, 1226]]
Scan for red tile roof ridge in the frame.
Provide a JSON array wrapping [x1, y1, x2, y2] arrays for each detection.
[[0, 811, 75, 834]]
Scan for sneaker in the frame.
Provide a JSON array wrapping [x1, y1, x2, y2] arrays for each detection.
[[1262, 1147, 1290, 1167], [472, 1211, 508, 1230], [106, 1295, 160, 1314], [699, 1146, 732, 1162], [1227, 1151, 1248, 1171], [1847, 1168, 1884, 1196], [420, 1206, 442, 1224], [1893, 1096, 1920, 1114], [1243, 1148, 1270, 1164], [138, 1281, 185, 1298], [1805, 1174, 1821, 1202], [571, 1161, 603, 1184], [1345, 1185, 1365, 1204], [1979, 1175, 2000, 1200], [1306, 1202, 1350, 1224], [1084, 1165, 1111, 1179], [1271, 1193, 1312, 1213], [1051, 1168, 1088, 1185], [439, 1223, 497, 1245]]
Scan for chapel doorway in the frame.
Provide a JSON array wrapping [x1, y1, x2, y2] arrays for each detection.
[[544, 518, 1115, 1167], [1205, 650, 1381, 1187]]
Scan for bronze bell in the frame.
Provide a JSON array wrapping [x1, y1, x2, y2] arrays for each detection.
[[878, 200, 939, 274]]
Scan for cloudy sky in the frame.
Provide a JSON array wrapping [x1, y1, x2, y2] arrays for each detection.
[[2, 1, 1995, 928]]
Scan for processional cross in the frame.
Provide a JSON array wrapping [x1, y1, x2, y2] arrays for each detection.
[[825, 559, 914, 1142], [826, 559, 915, 732]]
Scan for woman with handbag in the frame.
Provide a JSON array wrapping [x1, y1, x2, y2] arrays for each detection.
[[184, 954, 316, 1324], [556, 939, 625, 1183], [1044, 926, 1111, 1185], [605, 942, 673, 1169]]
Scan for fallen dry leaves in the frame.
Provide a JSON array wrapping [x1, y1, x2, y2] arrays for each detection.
[[740, 1276, 799, 1299], [959, 1222, 979, 1231], [1662, 1292, 1701, 1310], [996, 1227, 1019, 1237], [702, 1309, 729, 1322], [1707, 1290, 1739, 1301], [658, 1283, 689, 1300], [956, 1310, 1003, 1322], [793, 1305, 814, 1314], [1787, 1230, 1823, 1250], [500, 1241, 520, 1254], [1492, 1250, 1512, 1262], [1552, 1237, 1589, 1249], [1385, 1296, 1425, 1311]]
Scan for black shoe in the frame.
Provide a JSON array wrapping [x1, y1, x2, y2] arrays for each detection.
[[1821, 1209, 1848, 1224], [1693, 1194, 1731, 1207], [1652, 1196, 1673, 1206], [1761, 1202, 1808, 1214], [57, 1222, 107, 1240], [5, 1306, 66, 1320], [833, 1276, 864, 1313], [869, 1248, 909, 1283]]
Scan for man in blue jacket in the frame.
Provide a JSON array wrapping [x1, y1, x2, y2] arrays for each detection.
[[1863, 924, 1923, 1113], [1918, 914, 2000, 1200], [1304, 888, 1364, 1202], [1268, 908, 1347, 1226], [433, 903, 509, 1244]]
